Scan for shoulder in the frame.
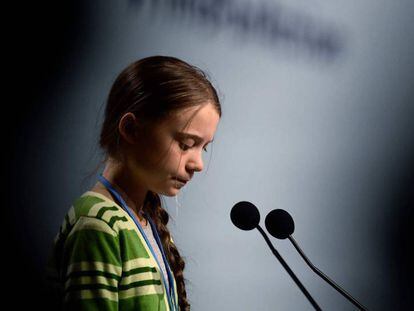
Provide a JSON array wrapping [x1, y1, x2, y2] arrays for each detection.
[[61, 191, 135, 237]]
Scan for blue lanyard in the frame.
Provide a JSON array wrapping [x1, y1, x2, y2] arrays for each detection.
[[98, 175, 178, 311]]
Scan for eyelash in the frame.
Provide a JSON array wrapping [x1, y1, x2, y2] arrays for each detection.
[[179, 142, 208, 152]]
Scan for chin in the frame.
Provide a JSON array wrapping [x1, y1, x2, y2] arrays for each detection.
[[159, 187, 180, 197]]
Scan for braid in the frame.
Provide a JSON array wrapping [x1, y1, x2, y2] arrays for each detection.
[[143, 191, 190, 311]]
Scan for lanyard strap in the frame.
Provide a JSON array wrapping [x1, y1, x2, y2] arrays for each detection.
[[97, 175, 178, 311]]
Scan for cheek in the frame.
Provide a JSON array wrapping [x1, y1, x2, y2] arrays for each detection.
[[137, 135, 170, 167], [164, 146, 184, 170], [149, 144, 183, 176]]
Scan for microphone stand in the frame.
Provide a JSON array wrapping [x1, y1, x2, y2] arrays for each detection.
[[288, 235, 368, 311], [256, 225, 322, 311]]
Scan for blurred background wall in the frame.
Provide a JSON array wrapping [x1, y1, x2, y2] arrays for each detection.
[[6, 0, 414, 310]]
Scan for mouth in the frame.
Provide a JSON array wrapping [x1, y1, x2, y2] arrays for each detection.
[[173, 176, 189, 184]]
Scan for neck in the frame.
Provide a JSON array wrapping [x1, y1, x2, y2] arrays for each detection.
[[98, 157, 149, 220]]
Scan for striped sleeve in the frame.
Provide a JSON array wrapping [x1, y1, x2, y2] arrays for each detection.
[[61, 216, 122, 311]]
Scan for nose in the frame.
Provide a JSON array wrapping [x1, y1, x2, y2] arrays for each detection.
[[186, 149, 204, 174]]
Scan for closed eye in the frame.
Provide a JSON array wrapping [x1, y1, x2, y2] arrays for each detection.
[[179, 142, 191, 151], [179, 141, 209, 152]]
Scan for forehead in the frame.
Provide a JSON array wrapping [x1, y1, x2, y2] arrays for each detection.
[[165, 103, 220, 140]]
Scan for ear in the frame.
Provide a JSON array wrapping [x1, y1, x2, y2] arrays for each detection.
[[118, 112, 140, 144]]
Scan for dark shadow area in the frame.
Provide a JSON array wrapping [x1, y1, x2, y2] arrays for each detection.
[[5, 1, 91, 310], [389, 160, 414, 308]]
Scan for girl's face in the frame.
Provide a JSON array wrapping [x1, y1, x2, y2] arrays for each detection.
[[126, 102, 220, 196]]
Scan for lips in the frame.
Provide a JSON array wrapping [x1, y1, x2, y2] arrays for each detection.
[[174, 176, 189, 183]]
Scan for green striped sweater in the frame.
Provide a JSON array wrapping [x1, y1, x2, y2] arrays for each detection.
[[47, 191, 179, 310]]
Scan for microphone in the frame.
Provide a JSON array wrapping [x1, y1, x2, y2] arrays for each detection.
[[230, 201, 260, 230], [230, 201, 322, 311], [265, 209, 368, 311]]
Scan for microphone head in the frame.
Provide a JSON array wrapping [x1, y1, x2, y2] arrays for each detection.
[[230, 201, 260, 230], [265, 209, 295, 239]]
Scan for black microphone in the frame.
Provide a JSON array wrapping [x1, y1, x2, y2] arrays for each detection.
[[230, 201, 322, 311], [265, 209, 368, 311]]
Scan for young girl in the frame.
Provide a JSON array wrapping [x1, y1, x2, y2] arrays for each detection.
[[47, 56, 222, 310]]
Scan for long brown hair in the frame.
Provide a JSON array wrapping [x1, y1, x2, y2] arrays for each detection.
[[99, 55, 222, 310]]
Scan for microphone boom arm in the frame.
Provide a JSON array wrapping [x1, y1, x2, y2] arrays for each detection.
[[287, 236, 368, 311], [256, 225, 322, 311]]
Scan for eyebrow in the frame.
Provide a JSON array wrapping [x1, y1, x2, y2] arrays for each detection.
[[178, 132, 214, 144]]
